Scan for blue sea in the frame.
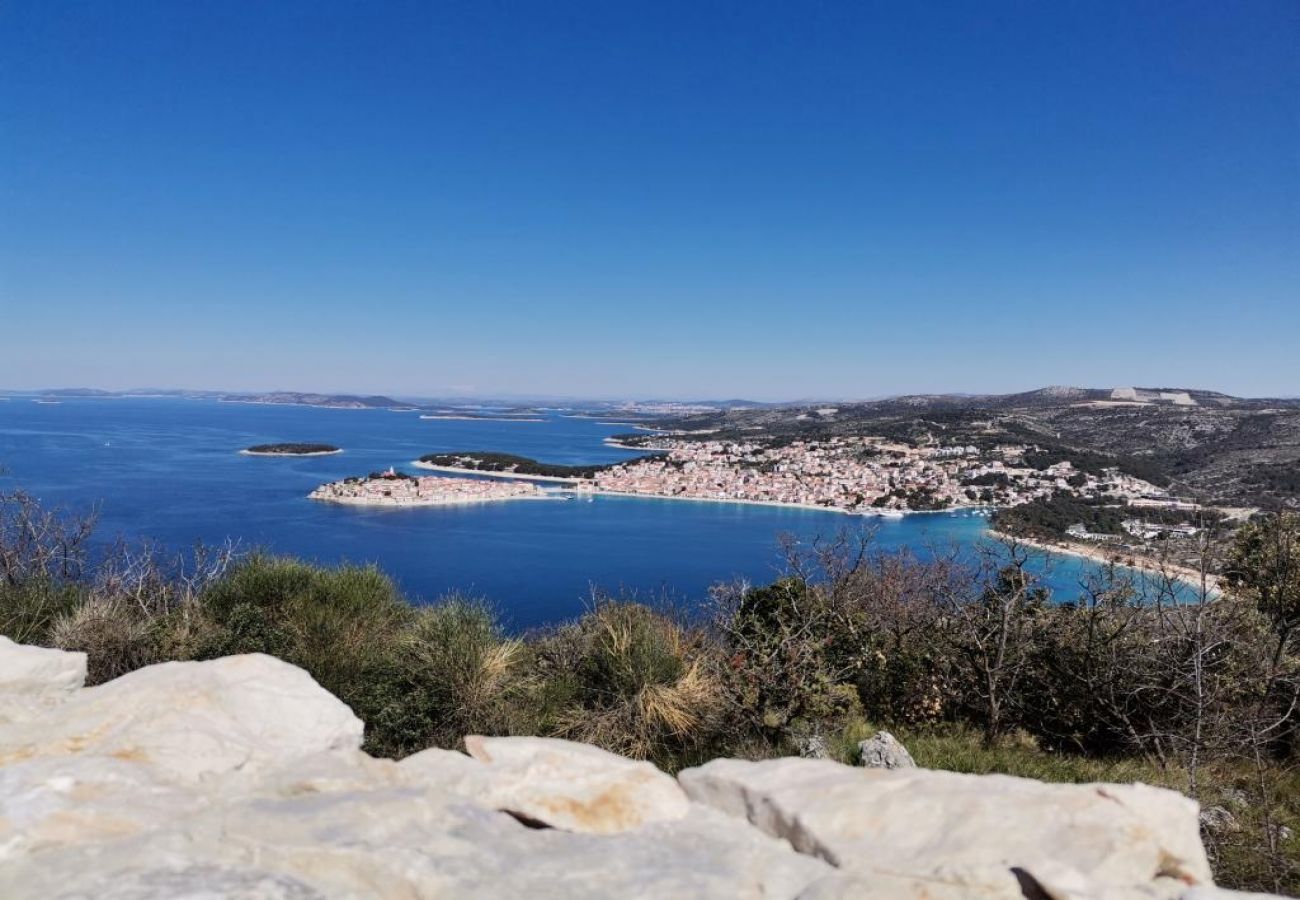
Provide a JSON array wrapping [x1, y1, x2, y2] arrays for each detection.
[[0, 397, 1122, 629]]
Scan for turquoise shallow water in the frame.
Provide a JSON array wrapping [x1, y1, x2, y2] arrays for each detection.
[[0, 397, 1118, 629]]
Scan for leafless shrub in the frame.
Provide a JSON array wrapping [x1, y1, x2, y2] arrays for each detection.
[[0, 489, 97, 587], [94, 537, 241, 618]]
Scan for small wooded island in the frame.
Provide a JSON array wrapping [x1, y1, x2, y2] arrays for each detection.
[[241, 443, 342, 457], [414, 451, 649, 479]]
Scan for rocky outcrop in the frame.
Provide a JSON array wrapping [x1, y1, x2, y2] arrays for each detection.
[[679, 756, 1214, 898], [462, 734, 691, 833], [0, 639, 1280, 898], [0, 653, 364, 781], [856, 730, 915, 769], [0, 635, 86, 725]]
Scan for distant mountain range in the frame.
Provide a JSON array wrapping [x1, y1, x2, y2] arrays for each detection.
[[6, 385, 1296, 410], [218, 392, 407, 410], [2, 388, 774, 413]]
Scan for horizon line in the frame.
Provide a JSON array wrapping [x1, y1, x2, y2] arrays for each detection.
[[3, 384, 1297, 405]]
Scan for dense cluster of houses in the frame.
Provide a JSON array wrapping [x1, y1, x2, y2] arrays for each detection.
[[310, 468, 546, 507], [591, 437, 1163, 513]]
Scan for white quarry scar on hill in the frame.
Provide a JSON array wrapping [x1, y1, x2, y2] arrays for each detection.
[[0, 635, 1280, 899]]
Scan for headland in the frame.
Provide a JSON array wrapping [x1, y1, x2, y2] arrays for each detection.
[[310, 468, 556, 507]]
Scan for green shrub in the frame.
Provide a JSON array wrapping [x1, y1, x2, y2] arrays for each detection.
[[0, 579, 87, 645], [720, 578, 864, 748], [851, 646, 948, 728], [151, 599, 221, 663], [374, 597, 529, 755], [196, 555, 416, 753], [535, 602, 727, 768]]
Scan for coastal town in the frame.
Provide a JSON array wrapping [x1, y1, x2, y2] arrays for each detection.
[[309, 468, 551, 507], [586, 435, 1229, 582], [309, 432, 1219, 576], [306, 434, 1223, 586], [588, 436, 1167, 513], [312, 433, 1199, 524]]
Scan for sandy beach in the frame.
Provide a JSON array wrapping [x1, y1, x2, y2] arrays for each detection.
[[989, 529, 1218, 594]]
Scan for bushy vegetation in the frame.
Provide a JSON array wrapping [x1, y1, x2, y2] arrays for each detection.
[[1247, 461, 1300, 504], [993, 491, 1129, 537], [994, 493, 1228, 543], [1021, 447, 1171, 487], [2, 487, 1298, 893]]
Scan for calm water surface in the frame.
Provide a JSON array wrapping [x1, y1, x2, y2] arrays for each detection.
[[0, 397, 1114, 629]]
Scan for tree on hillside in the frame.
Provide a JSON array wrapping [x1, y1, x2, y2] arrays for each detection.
[[942, 538, 1049, 746], [1225, 513, 1300, 666]]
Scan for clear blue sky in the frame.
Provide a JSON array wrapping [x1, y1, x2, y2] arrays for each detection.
[[2, 2, 1296, 400]]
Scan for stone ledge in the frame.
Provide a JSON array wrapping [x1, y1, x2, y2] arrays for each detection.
[[0, 639, 1281, 899]]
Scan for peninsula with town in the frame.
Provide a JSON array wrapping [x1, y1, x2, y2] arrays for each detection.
[[407, 437, 1177, 518], [590, 384, 1300, 577], [297, 385, 1300, 580]]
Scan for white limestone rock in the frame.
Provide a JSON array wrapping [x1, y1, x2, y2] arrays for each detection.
[[5, 858, 331, 900], [856, 730, 915, 769], [0, 754, 204, 861], [679, 756, 1213, 898], [0, 774, 831, 899], [797, 733, 831, 759], [246, 788, 827, 898], [463, 734, 691, 833], [46, 864, 328, 900], [1200, 805, 1241, 835], [795, 871, 1023, 899], [0, 636, 86, 725], [0, 642, 1252, 899], [0, 653, 363, 783], [396, 744, 495, 797], [250, 748, 403, 798], [797, 867, 1295, 900]]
